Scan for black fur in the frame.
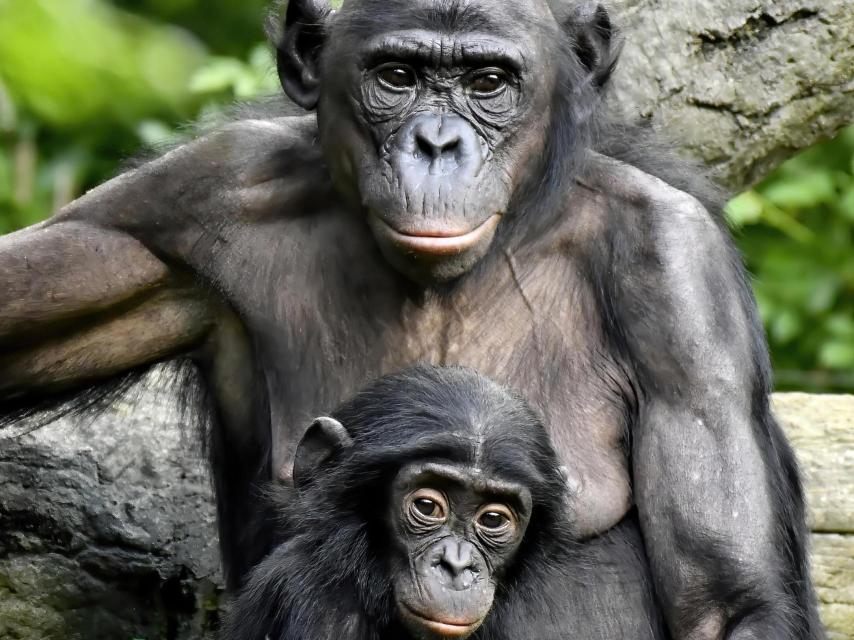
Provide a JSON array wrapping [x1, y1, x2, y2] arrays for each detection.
[[222, 366, 669, 640]]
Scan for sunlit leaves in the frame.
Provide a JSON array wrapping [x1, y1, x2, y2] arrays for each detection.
[[0, 0, 207, 129], [189, 45, 279, 99], [728, 125, 854, 389]]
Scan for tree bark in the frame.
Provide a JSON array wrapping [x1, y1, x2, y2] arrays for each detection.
[[607, 0, 854, 190]]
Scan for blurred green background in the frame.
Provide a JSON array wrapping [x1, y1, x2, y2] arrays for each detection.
[[0, 0, 852, 392]]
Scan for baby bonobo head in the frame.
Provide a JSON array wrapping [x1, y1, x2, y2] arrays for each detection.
[[223, 365, 570, 640]]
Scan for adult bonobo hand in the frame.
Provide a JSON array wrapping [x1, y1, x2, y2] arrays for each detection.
[[222, 366, 668, 640]]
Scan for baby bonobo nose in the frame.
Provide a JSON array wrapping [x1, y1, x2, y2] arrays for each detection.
[[435, 538, 479, 590]]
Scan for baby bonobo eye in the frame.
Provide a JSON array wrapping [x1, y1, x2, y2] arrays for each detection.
[[468, 70, 508, 96], [406, 488, 448, 528], [475, 503, 516, 539], [479, 510, 508, 529], [377, 64, 417, 90]]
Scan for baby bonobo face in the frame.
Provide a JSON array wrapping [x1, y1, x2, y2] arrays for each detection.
[[389, 461, 533, 640]]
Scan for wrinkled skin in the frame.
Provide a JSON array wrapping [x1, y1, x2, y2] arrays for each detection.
[[390, 463, 533, 639], [314, 2, 560, 283], [0, 0, 823, 638]]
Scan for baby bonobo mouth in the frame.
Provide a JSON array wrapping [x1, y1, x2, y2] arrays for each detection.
[[371, 214, 501, 256]]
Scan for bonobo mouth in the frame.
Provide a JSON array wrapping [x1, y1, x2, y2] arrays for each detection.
[[370, 214, 501, 257], [400, 602, 484, 638]]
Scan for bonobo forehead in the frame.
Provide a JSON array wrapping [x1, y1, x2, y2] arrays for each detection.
[[332, 0, 561, 46], [396, 461, 534, 512]]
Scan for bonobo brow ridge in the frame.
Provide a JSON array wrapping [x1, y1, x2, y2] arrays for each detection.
[[361, 34, 526, 73]]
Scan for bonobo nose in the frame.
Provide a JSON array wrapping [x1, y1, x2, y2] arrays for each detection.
[[434, 538, 478, 589], [415, 118, 463, 161], [398, 114, 483, 176]]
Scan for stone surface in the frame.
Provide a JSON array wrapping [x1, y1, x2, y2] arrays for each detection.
[[0, 372, 221, 640], [775, 394, 854, 534], [812, 534, 854, 640]]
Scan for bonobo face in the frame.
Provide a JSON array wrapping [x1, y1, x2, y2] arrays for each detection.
[[389, 462, 533, 639], [318, 0, 561, 283]]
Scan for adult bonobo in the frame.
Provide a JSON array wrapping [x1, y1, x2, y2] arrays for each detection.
[[0, 0, 822, 637], [223, 366, 669, 640]]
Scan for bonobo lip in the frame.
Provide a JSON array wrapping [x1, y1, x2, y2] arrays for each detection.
[[371, 214, 501, 257], [400, 602, 483, 638]]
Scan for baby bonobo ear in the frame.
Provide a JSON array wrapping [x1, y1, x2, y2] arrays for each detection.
[[563, 2, 621, 91], [293, 416, 353, 487], [271, 0, 333, 110]]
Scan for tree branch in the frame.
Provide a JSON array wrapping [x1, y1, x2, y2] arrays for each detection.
[[607, 0, 854, 190]]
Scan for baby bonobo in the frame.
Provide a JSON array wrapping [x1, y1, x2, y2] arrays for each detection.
[[222, 366, 667, 640]]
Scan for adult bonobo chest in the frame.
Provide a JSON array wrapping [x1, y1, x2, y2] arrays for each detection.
[[193, 189, 633, 540]]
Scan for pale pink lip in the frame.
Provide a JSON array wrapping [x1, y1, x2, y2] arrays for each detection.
[[372, 214, 501, 257], [401, 603, 482, 638]]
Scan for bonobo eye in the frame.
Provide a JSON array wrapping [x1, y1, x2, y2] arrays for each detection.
[[468, 70, 508, 97], [414, 498, 441, 517], [475, 504, 516, 539], [479, 511, 508, 529], [376, 64, 417, 90], [406, 488, 448, 528]]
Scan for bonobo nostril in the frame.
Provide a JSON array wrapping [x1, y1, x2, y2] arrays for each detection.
[[412, 117, 465, 162], [415, 129, 462, 160], [396, 114, 484, 177]]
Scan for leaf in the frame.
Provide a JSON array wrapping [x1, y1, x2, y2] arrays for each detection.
[[770, 310, 802, 344], [188, 58, 247, 94], [825, 314, 854, 339], [725, 191, 763, 226], [818, 341, 854, 370], [0, 0, 207, 128], [805, 277, 839, 314], [839, 187, 854, 222], [763, 171, 836, 209]]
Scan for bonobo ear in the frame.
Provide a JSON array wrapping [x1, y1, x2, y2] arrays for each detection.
[[564, 3, 620, 90], [272, 0, 333, 110], [293, 416, 353, 487]]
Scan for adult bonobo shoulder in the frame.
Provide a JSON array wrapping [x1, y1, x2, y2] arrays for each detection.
[[0, 0, 823, 637], [223, 366, 668, 640]]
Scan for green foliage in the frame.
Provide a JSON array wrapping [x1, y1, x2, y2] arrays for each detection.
[[0, 0, 273, 233], [114, 0, 270, 56], [0, 0, 851, 391], [0, 0, 207, 130], [726, 126, 854, 391]]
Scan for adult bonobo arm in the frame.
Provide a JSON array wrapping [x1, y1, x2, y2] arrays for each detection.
[[588, 156, 822, 639], [0, 117, 309, 405], [0, 218, 212, 400]]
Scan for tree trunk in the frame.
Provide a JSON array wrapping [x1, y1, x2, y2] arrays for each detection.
[[608, 0, 854, 190]]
